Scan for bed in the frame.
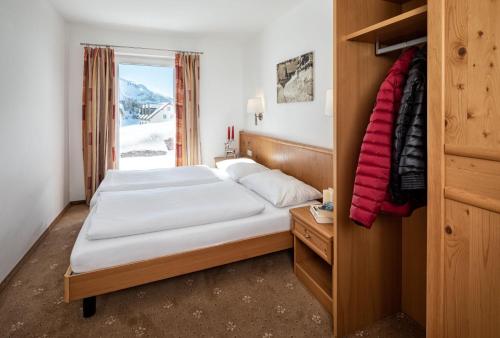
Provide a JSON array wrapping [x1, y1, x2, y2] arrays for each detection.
[[72, 188, 302, 273], [64, 131, 333, 317]]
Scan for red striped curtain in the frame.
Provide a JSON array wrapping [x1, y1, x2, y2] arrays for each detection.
[[175, 53, 201, 166], [82, 47, 117, 204]]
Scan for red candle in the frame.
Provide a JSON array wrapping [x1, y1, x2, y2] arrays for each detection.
[[231, 126, 235, 140], [227, 126, 230, 140]]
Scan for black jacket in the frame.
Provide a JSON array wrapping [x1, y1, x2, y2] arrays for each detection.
[[390, 48, 427, 205]]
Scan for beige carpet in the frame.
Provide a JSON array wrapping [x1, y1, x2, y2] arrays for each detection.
[[0, 205, 425, 338]]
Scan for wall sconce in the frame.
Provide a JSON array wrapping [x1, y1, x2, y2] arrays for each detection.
[[247, 97, 264, 126], [325, 89, 333, 117]]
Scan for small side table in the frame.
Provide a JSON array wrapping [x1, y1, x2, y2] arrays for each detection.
[[290, 206, 334, 313]]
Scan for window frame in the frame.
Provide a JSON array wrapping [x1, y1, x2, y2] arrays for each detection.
[[114, 52, 176, 170]]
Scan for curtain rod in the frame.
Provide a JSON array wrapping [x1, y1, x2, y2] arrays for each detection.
[[80, 42, 204, 55]]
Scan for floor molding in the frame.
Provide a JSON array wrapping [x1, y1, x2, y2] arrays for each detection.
[[0, 202, 73, 293]]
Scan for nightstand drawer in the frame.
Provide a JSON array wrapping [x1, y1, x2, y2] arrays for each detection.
[[293, 218, 332, 264]]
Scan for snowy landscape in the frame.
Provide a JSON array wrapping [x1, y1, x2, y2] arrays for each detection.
[[119, 120, 176, 170], [118, 72, 175, 170]]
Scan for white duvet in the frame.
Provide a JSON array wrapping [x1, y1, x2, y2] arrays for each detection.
[[87, 181, 265, 240], [90, 165, 221, 207]]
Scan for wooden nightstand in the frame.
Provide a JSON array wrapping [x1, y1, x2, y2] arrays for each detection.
[[290, 206, 334, 313], [214, 156, 228, 167], [214, 156, 248, 167]]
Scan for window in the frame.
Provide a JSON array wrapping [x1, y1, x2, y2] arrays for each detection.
[[117, 58, 175, 170]]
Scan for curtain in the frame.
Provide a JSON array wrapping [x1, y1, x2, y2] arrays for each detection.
[[175, 53, 201, 166], [82, 47, 117, 204]]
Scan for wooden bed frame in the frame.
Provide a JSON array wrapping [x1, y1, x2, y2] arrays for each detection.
[[64, 131, 333, 317]]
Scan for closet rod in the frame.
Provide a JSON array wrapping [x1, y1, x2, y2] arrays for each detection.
[[80, 42, 204, 55], [375, 36, 427, 56]]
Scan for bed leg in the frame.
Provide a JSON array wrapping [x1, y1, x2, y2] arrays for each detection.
[[82, 297, 96, 318]]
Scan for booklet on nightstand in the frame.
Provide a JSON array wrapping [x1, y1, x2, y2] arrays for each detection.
[[309, 205, 333, 224]]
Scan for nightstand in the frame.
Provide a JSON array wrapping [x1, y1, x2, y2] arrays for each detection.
[[214, 156, 246, 167], [214, 156, 228, 167], [290, 206, 334, 313]]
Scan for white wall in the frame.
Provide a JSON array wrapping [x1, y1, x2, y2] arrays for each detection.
[[0, 0, 68, 282], [242, 0, 334, 148], [67, 24, 245, 201]]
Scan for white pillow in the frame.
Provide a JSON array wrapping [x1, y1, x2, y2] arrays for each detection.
[[239, 170, 322, 207], [225, 162, 269, 182], [216, 158, 256, 171]]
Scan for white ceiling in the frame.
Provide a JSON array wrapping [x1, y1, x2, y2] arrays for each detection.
[[49, 0, 305, 36]]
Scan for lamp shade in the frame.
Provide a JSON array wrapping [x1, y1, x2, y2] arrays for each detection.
[[325, 89, 333, 117], [247, 97, 264, 114]]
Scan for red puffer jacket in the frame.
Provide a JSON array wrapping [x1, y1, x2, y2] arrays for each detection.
[[350, 48, 416, 228]]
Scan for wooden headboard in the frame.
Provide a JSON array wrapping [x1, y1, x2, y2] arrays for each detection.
[[239, 131, 333, 191]]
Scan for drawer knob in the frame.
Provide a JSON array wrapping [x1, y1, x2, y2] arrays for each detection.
[[304, 230, 311, 239]]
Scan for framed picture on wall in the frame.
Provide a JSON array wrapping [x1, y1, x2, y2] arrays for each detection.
[[276, 52, 314, 104]]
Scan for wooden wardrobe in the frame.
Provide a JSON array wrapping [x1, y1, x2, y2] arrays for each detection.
[[332, 0, 499, 337]]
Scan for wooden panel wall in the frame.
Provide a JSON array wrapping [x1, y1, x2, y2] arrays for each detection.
[[402, 0, 427, 11], [334, 1, 405, 336], [428, 0, 500, 336], [402, 208, 427, 327]]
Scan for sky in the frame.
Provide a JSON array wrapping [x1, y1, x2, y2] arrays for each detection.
[[119, 64, 174, 98]]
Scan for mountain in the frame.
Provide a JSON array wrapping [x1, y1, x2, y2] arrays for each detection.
[[119, 78, 172, 104]]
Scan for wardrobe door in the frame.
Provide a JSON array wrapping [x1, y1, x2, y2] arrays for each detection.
[[443, 200, 500, 338], [428, 0, 500, 337]]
